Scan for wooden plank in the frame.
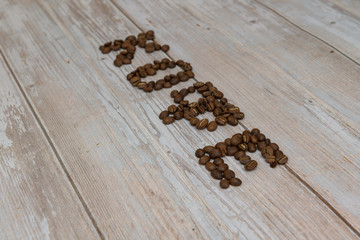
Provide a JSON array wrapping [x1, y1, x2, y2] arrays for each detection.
[[113, 0, 360, 233], [0, 55, 98, 238], [322, 0, 360, 20], [1, 0, 359, 238], [256, 0, 360, 63]]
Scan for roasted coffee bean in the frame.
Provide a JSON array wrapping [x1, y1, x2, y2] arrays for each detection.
[[137, 82, 147, 89], [114, 59, 123, 67], [203, 146, 214, 153], [228, 107, 240, 113], [190, 117, 200, 126], [270, 143, 279, 151], [215, 142, 227, 156], [264, 146, 274, 156], [184, 111, 195, 120], [174, 111, 184, 120], [257, 141, 266, 151], [220, 179, 230, 189], [180, 100, 189, 106], [130, 76, 141, 85], [251, 128, 260, 135], [224, 138, 232, 146], [227, 116, 238, 126], [195, 149, 205, 158], [168, 61, 176, 68], [209, 148, 222, 159], [238, 143, 248, 152], [215, 116, 227, 126], [197, 86, 208, 93], [146, 68, 156, 76], [174, 94, 184, 103], [170, 77, 180, 85], [193, 82, 204, 88], [242, 134, 250, 143], [164, 82, 172, 88], [277, 155, 288, 165], [148, 81, 155, 88], [179, 88, 189, 96], [199, 156, 210, 165], [248, 143, 257, 153], [265, 155, 276, 163], [226, 146, 238, 156], [161, 44, 169, 52], [230, 178, 242, 186], [257, 133, 266, 141], [275, 150, 284, 158], [265, 138, 271, 145], [234, 151, 246, 160], [250, 135, 258, 144], [154, 84, 163, 90], [170, 90, 179, 98], [198, 106, 206, 114], [213, 158, 224, 166], [168, 105, 177, 114], [143, 86, 153, 92], [224, 170, 235, 180], [159, 111, 169, 120], [239, 155, 251, 165], [245, 160, 258, 171], [211, 170, 223, 180], [217, 163, 229, 172], [163, 116, 175, 125], [205, 162, 217, 171], [207, 121, 218, 132], [231, 135, 242, 145], [177, 104, 184, 112], [270, 161, 277, 168], [187, 86, 195, 93], [196, 119, 208, 130]]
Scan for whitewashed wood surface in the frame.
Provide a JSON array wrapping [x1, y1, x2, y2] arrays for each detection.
[[0, 0, 359, 239]]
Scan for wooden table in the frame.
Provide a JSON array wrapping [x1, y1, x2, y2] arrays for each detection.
[[1, 0, 359, 239]]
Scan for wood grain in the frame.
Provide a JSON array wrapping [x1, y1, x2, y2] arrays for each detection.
[[0, 0, 358, 239], [0, 54, 98, 239], [113, 0, 360, 233], [256, 0, 360, 63]]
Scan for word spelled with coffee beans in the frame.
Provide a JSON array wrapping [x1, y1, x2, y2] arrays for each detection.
[[99, 30, 288, 189]]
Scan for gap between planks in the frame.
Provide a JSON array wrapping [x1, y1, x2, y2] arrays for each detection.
[[0, 49, 105, 240], [109, 0, 360, 237]]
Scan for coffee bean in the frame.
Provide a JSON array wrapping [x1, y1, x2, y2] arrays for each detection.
[[205, 162, 217, 171], [159, 111, 169, 120], [224, 170, 235, 180], [213, 158, 224, 166], [264, 146, 274, 156], [207, 121, 218, 132], [242, 134, 250, 143], [250, 135, 258, 144], [275, 150, 284, 158], [196, 119, 209, 130], [248, 143, 257, 153], [195, 149, 205, 158], [270, 143, 279, 151], [174, 111, 184, 120], [234, 151, 246, 160], [143, 86, 153, 92], [164, 82, 172, 88], [161, 45, 169, 52], [174, 94, 184, 103], [224, 138, 232, 146], [227, 116, 238, 126], [170, 90, 179, 98], [199, 156, 210, 165], [168, 105, 177, 113], [257, 133, 266, 141], [251, 128, 260, 135], [245, 160, 258, 171], [277, 155, 288, 165], [146, 68, 156, 76], [209, 148, 222, 159], [257, 141, 266, 151], [220, 179, 230, 189], [230, 178, 242, 186], [163, 116, 175, 125], [226, 146, 238, 156], [239, 155, 251, 165], [190, 118, 200, 126], [231, 135, 242, 145], [265, 138, 271, 145], [203, 146, 214, 153], [265, 155, 276, 163], [188, 86, 195, 93], [215, 142, 227, 156], [270, 161, 277, 168], [238, 143, 248, 151], [217, 163, 229, 172], [211, 170, 223, 180], [215, 116, 227, 126]]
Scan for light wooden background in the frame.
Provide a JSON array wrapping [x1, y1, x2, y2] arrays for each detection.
[[0, 0, 359, 239]]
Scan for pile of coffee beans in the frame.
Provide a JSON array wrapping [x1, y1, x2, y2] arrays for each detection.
[[99, 30, 289, 189]]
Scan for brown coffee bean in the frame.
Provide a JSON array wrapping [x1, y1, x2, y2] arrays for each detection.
[[251, 128, 260, 135], [230, 178, 242, 186], [163, 116, 175, 125], [211, 170, 223, 180], [245, 160, 258, 171], [224, 170, 235, 180], [257, 141, 266, 151], [180, 100, 189, 106], [195, 149, 205, 158], [164, 82, 172, 88], [224, 138, 232, 146], [215, 116, 227, 126], [220, 179, 230, 189], [137, 82, 147, 89], [238, 143, 248, 152], [234, 151, 246, 160], [159, 111, 169, 120], [265, 155, 276, 163], [264, 146, 274, 156], [113, 59, 123, 67], [168, 105, 177, 113], [231, 135, 242, 145], [161, 44, 169, 52], [270, 143, 279, 151], [207, 121, 218, 132], [146, 68, 156, 76], [197, 86, 208, 93], [170, 90, 179, 98], [270, 161, 277, 168], [209, 148, 222, 159], [250, 135, 258, 144], [203, 146, 214, 153], [174, 94, 184, 103], [265, 138, 271, 145], [215, 142, 227, 156], [199, 156, 210, 165], [275, 150, 284, 158], [257, 133, 266, 141], [205, 162, 217, 171], [154, 84, 163, 90], [277, 155, 288, 165], [130, 76, 141, 85], [227, 116, 238, 126], [239, 155, 251, 165], [196, 119, 209, 130], [243, 134, 250, 143], [217, 163, 229, 172], [187, 86, 195, 93], [213, 158, 224, 166], [177, 104, 184, 112], [226, 146, 238, 156], [190, 117, 200, 126], [248, 143, 257, 153], [168, 61, 176, 68], [174, 111, 184, 120]]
